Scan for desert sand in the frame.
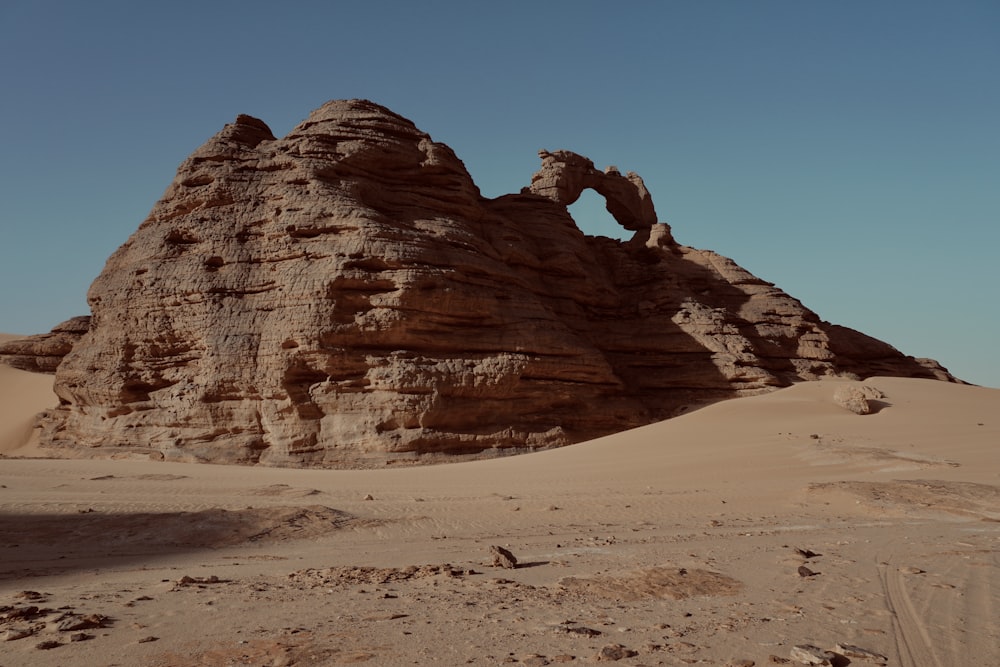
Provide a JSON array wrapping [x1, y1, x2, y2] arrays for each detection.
[[1, 354, 997, 666]]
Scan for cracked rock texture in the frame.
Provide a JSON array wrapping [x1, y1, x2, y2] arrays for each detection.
[[28, 99, 955, 466]]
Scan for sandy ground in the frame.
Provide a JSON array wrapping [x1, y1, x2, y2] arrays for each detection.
[[0, 361, 997, 666]]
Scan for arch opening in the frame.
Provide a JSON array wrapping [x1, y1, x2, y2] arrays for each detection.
[[568, 189, 629, 241]]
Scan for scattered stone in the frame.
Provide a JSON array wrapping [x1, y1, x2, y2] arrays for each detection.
[[70, 632, 93, 642], [363, 494, 375, 501], [789, 644, 836, 665], [55, 613, 109, 631], [728, 660, 755, 667], [899, 566, 926, 575], [138, 635, 159, 643], [362, 613, 409, 622], [834, 644, 888, 661], [2, 605, 41, 621], [490, 545, 519, 569], [794, 548, 821, 559], [521, 655, 549, 666], [564, 626, 602, 637], [551, 657, 575, 664], [3, 626, 39, 641], [596, 644, 637, 661], [769, 657, 792, 665], [175, 575, 226, 586], [36, 640, 62, 650], [797, 566, 819, 577], [15, 591, 44, 601]]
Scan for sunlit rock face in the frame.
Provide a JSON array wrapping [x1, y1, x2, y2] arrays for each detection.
[[38, 99, 955, 466]]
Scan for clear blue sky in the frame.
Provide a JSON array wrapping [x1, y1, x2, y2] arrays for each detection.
[[1, 1, 997, 387]]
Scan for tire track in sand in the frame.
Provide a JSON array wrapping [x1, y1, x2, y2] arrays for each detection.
[[948, 548, 999, 666], [878, 556, 943, 667]]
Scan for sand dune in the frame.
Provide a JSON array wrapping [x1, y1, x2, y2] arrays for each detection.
[[1, 361, 997, 666], [0, 357, 57, 454]]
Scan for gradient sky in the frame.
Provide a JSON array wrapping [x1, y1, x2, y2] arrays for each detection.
[[1, 1, 997, 387]]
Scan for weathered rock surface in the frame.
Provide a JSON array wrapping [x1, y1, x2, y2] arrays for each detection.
[[833, 384, 885, 415], [0, 316, 90, 373], [31, 99, 958, 466], [527, 150, 660, 233], [489, 545, 518, 569], [834, 644, 887, 662], [789, 644, 836, 665]]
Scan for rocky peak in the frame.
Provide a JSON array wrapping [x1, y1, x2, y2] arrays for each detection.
[[20, 99, 956, 467]]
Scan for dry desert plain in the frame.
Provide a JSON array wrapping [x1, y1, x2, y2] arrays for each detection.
[[1, 339, 998, 666]]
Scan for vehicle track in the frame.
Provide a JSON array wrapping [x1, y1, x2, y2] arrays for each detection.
[[877, 555, 943, 667]]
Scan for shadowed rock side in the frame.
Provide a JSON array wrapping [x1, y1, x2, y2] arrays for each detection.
[[33, 99, 956, 466]]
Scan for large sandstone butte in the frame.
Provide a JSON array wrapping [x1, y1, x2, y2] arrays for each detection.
[[26, 100, 954, 466]]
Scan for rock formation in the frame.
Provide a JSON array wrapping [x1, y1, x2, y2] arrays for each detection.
[[527, 150, 660, 233], [0, 316, 90, 373], [25, 99, 955, 466]]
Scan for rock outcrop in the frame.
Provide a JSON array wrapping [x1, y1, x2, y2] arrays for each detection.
[[0, 316, 91, 373], [32, 99, 956, 466]]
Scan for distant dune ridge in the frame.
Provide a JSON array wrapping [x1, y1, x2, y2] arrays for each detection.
[[0, 99, 957, 467]]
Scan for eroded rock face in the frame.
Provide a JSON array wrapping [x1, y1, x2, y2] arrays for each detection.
[[528, 150, 660, 234], [0, 316, 91, 373], [38, 99, 957, 466]]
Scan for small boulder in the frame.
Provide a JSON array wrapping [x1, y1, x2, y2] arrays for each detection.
[[789, 644, 836, 665], [833, 384, 885, 415], [834, 644, 888, 661], [490, 545, 518, 569], [596, 644, 637, 661]]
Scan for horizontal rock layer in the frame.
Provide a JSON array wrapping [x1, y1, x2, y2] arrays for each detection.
[[0, 316, 91, 373], [30, 99, 955, 466]]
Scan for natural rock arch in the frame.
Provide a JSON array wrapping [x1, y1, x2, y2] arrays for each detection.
[[13, 100, 956, 468], [527, 149, 665, 236]]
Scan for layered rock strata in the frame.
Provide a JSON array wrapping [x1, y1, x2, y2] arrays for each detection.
[[0, 316, 91, 373], [33, 100, 954, 466]]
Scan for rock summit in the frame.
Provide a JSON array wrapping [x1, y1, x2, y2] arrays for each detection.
[[15, 99, 953, 466]]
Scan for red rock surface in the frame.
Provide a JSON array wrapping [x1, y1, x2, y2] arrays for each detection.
[[27, 100, 954, 466]]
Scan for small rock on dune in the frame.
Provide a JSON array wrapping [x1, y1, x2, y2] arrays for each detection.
[[833, 384, 885, 415], [490, 545, 518, 569]]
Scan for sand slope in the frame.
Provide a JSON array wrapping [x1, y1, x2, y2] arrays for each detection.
[[0, 358, 57, 454], [0, 365, 997, 666]]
